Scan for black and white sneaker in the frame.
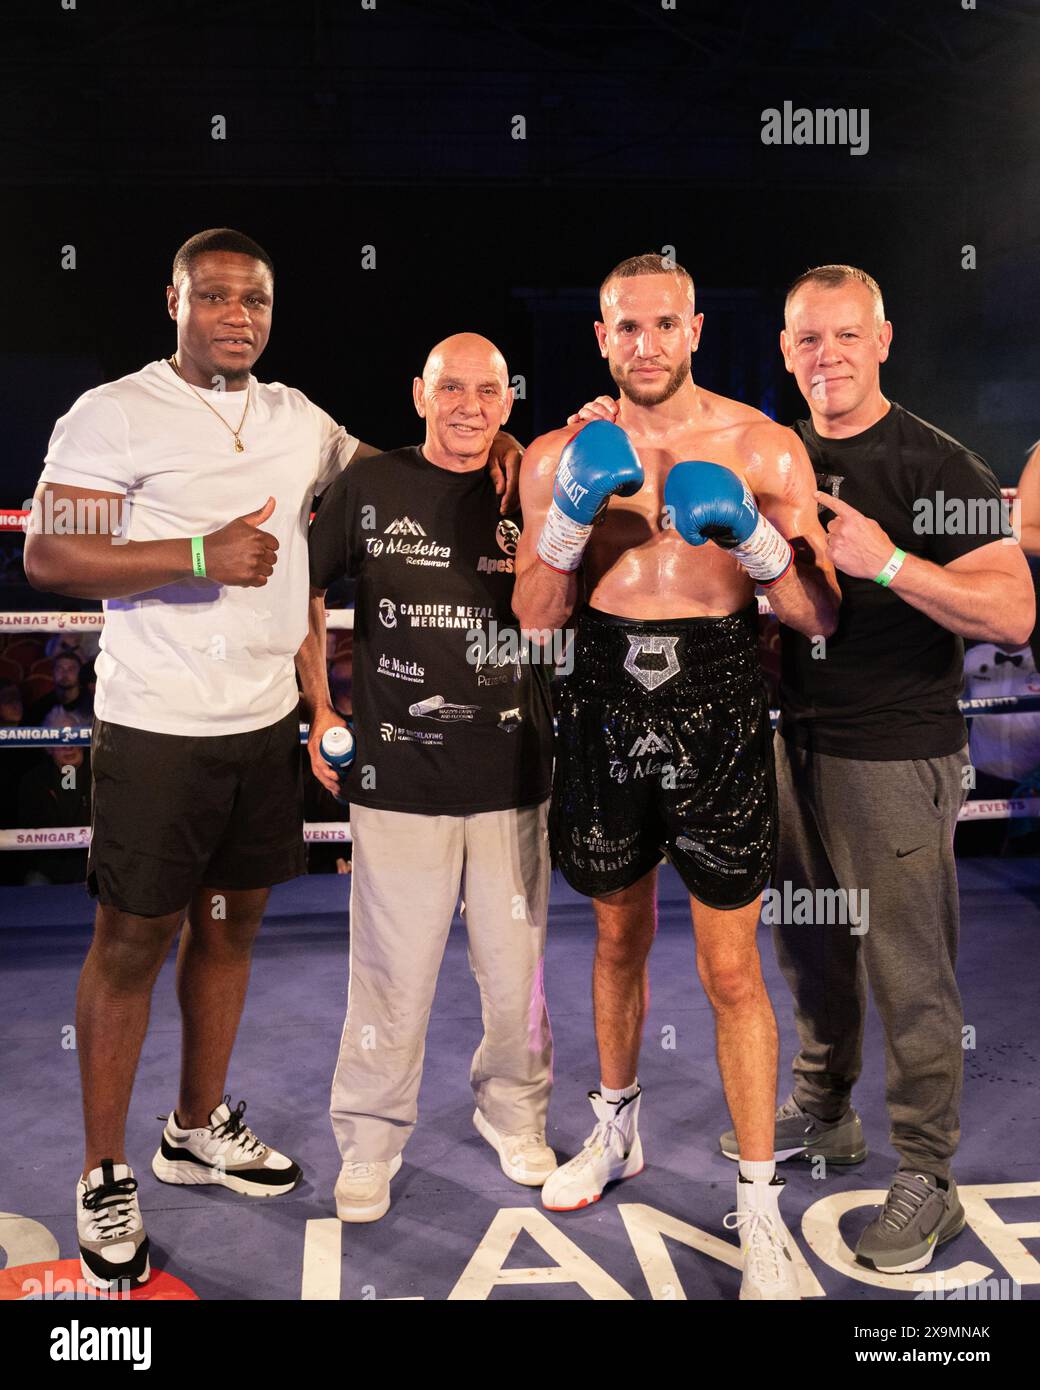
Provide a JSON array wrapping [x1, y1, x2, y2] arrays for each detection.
[[152, 1096, 301, 1197], [77, 1160, 150, 1292]]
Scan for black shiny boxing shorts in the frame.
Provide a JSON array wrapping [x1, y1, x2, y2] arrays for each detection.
[[549, 604, 776, 908]]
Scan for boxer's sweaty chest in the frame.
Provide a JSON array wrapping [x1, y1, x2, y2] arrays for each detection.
[[584, 441, 756, 618]]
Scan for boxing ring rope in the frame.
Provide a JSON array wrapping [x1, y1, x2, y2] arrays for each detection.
[[2, 592, 1039, 852], [0, 608, 357, 848]]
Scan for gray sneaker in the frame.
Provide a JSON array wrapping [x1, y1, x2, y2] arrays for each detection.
[[855, 1171, 965, 1273], [719, 1095, 867, 1165]]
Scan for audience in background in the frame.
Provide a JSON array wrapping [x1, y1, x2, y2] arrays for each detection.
[[44, 630, 101, 664], [26, 651, 94, 726], [1, 625, 356, 880], [15, 709, 91, 885], [0, 683, 23, 726], [0, 683, 34, 885]]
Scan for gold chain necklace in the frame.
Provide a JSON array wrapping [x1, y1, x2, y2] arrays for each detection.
[[168, 356, 250, 453]]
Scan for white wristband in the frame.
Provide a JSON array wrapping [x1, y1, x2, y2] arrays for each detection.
[[730, 513, 793, 585], [536, 500, 593, 573]]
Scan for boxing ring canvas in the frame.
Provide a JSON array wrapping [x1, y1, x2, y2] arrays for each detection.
[[2, 859, 1038, 1301]]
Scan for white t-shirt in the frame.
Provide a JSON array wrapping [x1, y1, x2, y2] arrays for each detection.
[[39, 359, 359, 736]]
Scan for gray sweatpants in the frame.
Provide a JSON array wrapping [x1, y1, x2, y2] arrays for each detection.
[[772, 734, 969, 1177], [330, 800, 553, 1162]]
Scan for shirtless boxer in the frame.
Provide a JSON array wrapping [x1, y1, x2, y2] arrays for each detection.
[[513, 253, 840, 1300]]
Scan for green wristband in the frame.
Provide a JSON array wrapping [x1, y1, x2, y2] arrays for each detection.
[[874, 547, 906, 587], [191, 536, 206, 578]]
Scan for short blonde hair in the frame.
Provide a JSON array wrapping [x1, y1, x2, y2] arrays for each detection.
[[600, 253, 695, 312], [785, 264, 885, 328]]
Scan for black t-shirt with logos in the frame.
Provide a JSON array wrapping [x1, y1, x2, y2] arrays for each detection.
[[779, 403, 1008, 760], [308, 446, 553, 814]]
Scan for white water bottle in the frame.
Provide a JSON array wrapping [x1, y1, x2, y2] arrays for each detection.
[[319, 726, 355, 805]]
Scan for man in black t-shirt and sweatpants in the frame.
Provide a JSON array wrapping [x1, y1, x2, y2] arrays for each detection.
[[303, 334, 556, 1223], [717, 265, 1034, 1275]]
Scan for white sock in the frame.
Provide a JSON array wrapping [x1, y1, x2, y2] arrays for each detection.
[[600, 1080, 639, 1105], [739, 1158, 776, 1183]]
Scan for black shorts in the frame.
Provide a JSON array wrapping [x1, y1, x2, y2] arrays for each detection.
[[549, 605, 776, 908], [87, 706, 306, 918]]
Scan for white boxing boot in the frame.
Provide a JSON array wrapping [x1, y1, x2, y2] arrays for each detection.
[[541, 1089, 643, 1212], [723, 1174, 801, 1300]]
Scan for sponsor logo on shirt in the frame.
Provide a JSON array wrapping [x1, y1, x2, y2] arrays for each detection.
[[477, 521, 520, 573], [815, 472, 844, 510], [384, 516, 427, 537], [477, 667, 517, 687], [498, 708, 522, 733], [365, 535, 452, 566], [377, 652, 425, 684], [379, 721, 444, 746], [379, 598, 397, 629], [474, 631, 522, 687], [392, 603, 494, 630], [497, 520, 520, 556], [408, 695, 480, 723]]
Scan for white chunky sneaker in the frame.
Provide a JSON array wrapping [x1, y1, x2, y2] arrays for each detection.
[[472, 1109, 557, 1187], [152, 1096, 301, 1197], [334, 1153, 403, 1223], [77, 1160, 150, 1291], [723, 1175, 801, 1300], [541, 1090, 643, 1211]]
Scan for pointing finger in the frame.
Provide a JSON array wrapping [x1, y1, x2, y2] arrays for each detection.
[[815, 489, 860, 518]]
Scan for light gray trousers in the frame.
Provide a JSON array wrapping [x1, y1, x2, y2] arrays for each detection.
[[330, 800, 553, 1162], [771, 734, 969, 1177]]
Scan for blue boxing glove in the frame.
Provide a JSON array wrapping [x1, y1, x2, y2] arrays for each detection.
[[665, 460, 793, 586], [536, 420, 643, 573]]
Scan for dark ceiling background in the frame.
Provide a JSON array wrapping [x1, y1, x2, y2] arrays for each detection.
[[2, 0, 1038, 500]]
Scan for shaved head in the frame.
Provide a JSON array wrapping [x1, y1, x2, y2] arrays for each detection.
[[422, 332, 508, 388], [413, 332, 513, 468]]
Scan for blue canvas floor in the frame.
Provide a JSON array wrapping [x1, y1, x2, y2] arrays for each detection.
[[2, 860, 1039, 1301]]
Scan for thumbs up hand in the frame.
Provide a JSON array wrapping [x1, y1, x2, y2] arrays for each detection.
[[203, 497, 280, 586]]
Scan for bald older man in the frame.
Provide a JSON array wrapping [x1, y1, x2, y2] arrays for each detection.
[[302, 334, 556, 1221]]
